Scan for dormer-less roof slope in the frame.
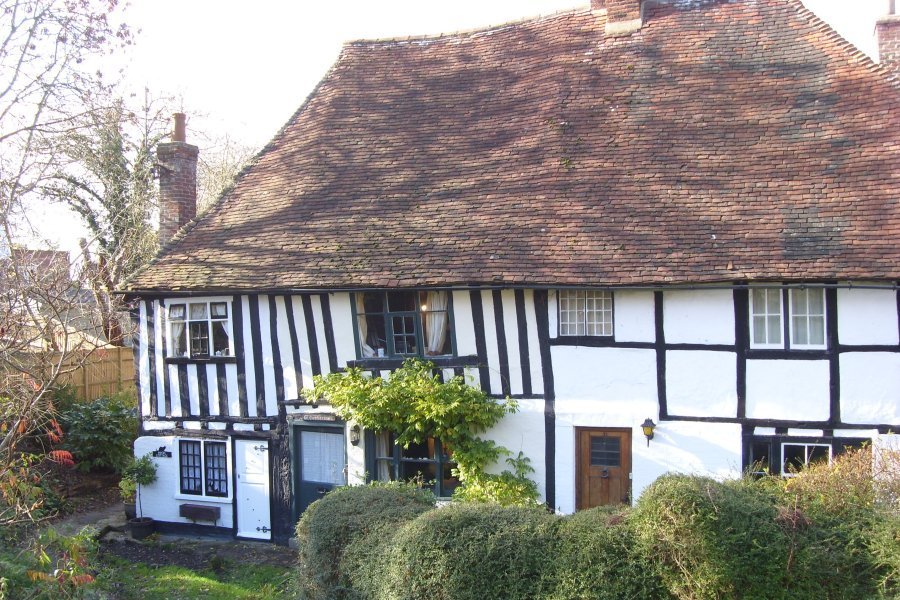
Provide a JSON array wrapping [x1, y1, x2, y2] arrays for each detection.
[[128, 0, 900, 293]]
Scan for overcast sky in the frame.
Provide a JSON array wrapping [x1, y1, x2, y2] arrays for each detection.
[[31, 0, 894, 252]]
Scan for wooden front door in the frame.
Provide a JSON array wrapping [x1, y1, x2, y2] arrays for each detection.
[[576, 428, 632, 510]]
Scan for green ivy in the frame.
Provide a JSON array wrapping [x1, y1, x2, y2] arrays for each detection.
[[305, 359, 539, 505]]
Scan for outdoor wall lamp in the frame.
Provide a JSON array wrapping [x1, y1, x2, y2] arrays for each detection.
[[641, 418, 656, 446], [349, 424, 361, 446]]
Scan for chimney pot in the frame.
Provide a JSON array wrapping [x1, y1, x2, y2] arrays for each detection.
[[173, 112, 187, 143]]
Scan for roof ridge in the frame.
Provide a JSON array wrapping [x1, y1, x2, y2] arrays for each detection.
[[345, 7, 590, 46]]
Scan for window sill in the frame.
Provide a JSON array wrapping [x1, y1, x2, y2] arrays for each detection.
[[348, 355, 479, 369], [165, 356, 238, 365], [174, 493, 232, 504]]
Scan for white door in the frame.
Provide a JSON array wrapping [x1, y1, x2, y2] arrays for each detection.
[[235, 439, 271, 540]]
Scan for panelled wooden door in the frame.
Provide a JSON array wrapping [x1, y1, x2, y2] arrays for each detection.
[[235, 439, 271, 540], [576, 428, 632, 510]]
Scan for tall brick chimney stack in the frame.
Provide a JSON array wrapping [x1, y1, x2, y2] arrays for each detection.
[[157, 113, 198, 244], [591, 0, 642, 37], [876, 0, 900, 82]]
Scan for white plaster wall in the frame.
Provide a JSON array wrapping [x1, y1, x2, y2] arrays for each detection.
[[553, 346, 658, 415], [329, 293, 357, 368], [553, 421, 742, 514], [483, 400, 546, 501], [133, 436, 234, 528], [452, 290, 477, 356], [614, 290, 655, 343], [840, 353, 900, 424], [666, 351, 737, 417], [548, 290, 558, 338], [745, 360, 830, 421], [838, 288, 899, 346], [663, 289, 735, 345]]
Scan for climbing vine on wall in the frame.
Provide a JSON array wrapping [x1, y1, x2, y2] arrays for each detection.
[[304, 359, 539, 505]]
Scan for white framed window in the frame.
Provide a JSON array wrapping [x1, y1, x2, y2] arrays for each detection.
[[750, 287, 783, 348], [559, 290, 613, 337], [178, 439, 230, 499], [167, 299, 233, 358], [748, 287, 826, 350], [789, 289, 826, 349], [780, 442, 831, 477]]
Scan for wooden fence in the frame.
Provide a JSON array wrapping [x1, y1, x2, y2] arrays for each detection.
[[55, 346, 135, 400]]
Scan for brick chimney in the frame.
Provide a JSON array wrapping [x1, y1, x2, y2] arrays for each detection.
[[591, 0, 643, 37], [876, 1, 900, 82], [157, 113, 198, 244]]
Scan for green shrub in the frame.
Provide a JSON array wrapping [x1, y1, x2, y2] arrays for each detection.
[[294, 483, 435, 600], [58, 390, 137, 473], [544, 506, 671, 600], [377, 503, 557, 600], [869, 512, 900, 597]]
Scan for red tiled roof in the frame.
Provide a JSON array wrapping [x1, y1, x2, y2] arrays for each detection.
[[128, 0, 900, 292]]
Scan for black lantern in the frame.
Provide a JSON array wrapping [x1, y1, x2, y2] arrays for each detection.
[[349, 424, 361, 446], [640, 418, 656, 446]]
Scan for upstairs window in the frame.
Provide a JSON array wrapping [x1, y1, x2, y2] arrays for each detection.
[[559, 290, 613, 337], [749, 287, 825, 350], [169, 300, 232, 358], [355, 291, 452, 358]]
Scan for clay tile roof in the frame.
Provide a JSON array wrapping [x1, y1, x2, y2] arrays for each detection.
[[127, 0, 900, 293]]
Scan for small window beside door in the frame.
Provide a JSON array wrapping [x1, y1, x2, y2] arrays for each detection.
[[179, 439, 228, 498]]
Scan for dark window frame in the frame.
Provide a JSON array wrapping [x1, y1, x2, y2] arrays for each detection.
[[365, 430, 458, 497], [168, 299, 233, 359], [178, 439, 229, 498], [352, 291, 456, 359], [743, 435, 866, 477]]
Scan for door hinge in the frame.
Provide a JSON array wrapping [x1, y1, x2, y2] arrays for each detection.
[[256, 525, 271, 533], [252, 445, 268, 452]]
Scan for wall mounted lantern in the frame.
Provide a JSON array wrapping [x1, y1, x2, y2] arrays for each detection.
[[641, 418, 656, 446], [349, 424, 361, 446]]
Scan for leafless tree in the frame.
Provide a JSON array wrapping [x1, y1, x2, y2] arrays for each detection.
[[197, 134, 256, 213]]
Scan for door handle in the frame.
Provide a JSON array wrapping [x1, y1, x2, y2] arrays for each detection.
[[317, 487, 328, 495], [600, 469, 609, 479]]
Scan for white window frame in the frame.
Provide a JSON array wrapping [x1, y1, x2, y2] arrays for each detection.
[[788, 288, 826, 350], [175, 438, 232, 503], [780, 442, 832, 477], [749, 287, 783, 349], [748, 287, 826, 350], [165, 297, 234, 359], [558, 290, 614, 337]]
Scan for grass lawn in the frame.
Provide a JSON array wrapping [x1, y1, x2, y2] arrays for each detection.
[[96, 554, 294, 599]]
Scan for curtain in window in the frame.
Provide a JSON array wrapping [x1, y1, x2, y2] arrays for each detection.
[[424, 291, 448, 355], [375, 431, 392, 481], [356, 294, 375, 358], [171, 321, 187, 356]]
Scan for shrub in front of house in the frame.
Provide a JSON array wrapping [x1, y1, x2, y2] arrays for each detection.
[[57, 389, 138, 473], [543, 506, 671, 600], [294, 482, 436, 600], [373, 502, 558, 600]]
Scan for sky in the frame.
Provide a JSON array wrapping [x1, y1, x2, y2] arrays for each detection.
[[31, 0, 893, 252]]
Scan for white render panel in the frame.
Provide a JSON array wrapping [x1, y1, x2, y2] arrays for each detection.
[[329, 293, 356, 368], [754, 427, 777, 435], [614, 290, 655, 343], [666, 351, 737, 417], [837, 288, 899, 346], [134, 436, 234, 528], [143, 421, 175, 431], [138, 301, 151, 418], [746, 360, 830, 421], [451, 290, 477, 356], [187, 364, 201, 417], [168, 364, 181, 418], [834, 429, 879, 438], [481, 291, 503, 395], [663, 289, 735, 345], [840, 353, 900, 424], [548, 290, 558, 338], [501, 289, 524, 395], [553, 346, 658, 411], [226, 363, 240, 417], [275, 296, 298, 401], [241, 295, 257, 417], [291, 296, 314, 390], [206, 366, 220, 417], [523, 290, 544, 392], [485, 400, 546, 501], [788, 429, 824, 437], [311, 295, 331, 374], [257, 295, 278, 417], [154, 301, 166, 417]]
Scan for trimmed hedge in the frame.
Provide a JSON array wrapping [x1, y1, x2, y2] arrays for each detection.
[[545, 507, 671, 600], [294, 483, 435, 600], [376, 503, 557, 600]]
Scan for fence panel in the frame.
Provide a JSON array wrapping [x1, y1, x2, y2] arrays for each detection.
[[56, 346, 135, 400]]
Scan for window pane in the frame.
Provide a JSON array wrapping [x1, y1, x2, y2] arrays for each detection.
[[399, 460, 436, 486], [362, 314, 386, 356], [807, 289, 824, 314], [189, 303, 208, 320], [179, 441, 202, 494], [792, 316, 808, 346], [782, 444, 806, 474], [387, 291, 416, 312], [401, 439, 434, 460], [190, 321, 210, 357], [808, 316, 825, 346], [767, 316, 781, 344], [211, 302, 228, 318], [172, 322, 188, 357], [212, 321, 230, 356], [441, 462, 460, 495], [590, 436, 621, 466], [169, 304, 186, 320], [361, 292, 385, 314], [753, 316, 767, 343], [807, 445, 830, 467], [766, 289, 780, 313], [301, 431, 346, 485], [392, 315, 417, 355], [750, 441, 771, 474], [205, 442, 228, 497]]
